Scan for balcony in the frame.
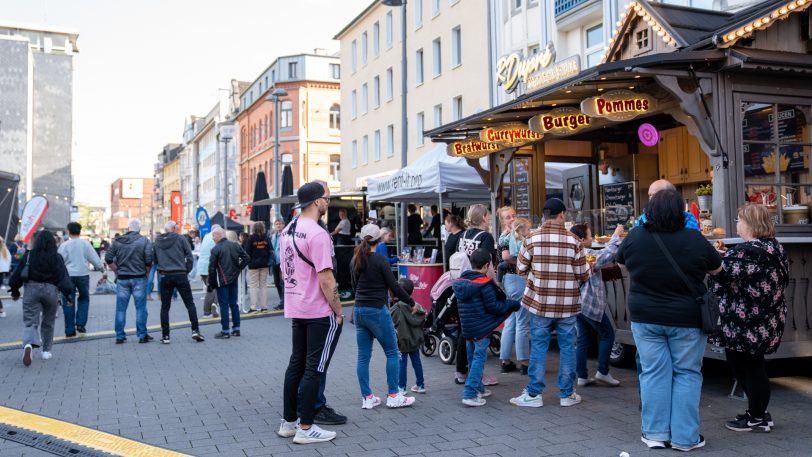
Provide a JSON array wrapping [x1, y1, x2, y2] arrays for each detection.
[[555, 0, 590, 16]]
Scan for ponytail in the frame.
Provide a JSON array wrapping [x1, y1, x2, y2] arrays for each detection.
[[351, 236, 378, 275]]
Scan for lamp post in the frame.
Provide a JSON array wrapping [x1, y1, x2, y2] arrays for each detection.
[[381, 0, 408, 249], [218, 123, 235, 219], [266, 87, 288, 220]]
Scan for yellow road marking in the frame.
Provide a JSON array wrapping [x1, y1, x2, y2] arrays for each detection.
[[0, 405, 191, 457]]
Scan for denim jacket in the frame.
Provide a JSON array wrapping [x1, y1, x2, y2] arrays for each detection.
[[579, 234, 622, 323]]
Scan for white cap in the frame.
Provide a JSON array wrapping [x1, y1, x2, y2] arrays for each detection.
[[359, 224, 381, 242]]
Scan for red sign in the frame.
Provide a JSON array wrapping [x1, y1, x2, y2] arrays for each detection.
[[245, 205, 252, 217], [229, 208, 237, 220], [170, 191, 183, 226]]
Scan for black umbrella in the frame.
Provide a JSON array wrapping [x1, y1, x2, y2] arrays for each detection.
[[250, 171, 271, 228], [210, 211, 243, 233], [280, 165, 294, 224]]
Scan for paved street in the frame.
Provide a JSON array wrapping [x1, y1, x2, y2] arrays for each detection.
[[0, 287, 811, 457]]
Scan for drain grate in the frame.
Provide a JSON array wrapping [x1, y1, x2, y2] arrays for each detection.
[[0, 423, 113, 457]]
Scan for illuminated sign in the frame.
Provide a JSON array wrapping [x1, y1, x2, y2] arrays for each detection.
[[479, 124, 543, 146], [495, 43, 581, 95], [581, 90, 654, 122], [447, 139, 502, 159], [529, 107, 591, 135]]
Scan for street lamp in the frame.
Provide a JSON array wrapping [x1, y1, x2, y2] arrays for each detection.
[[266, 87, 288, 220], [218, 122, 235, 218]]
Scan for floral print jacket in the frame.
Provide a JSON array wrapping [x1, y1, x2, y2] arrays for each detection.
[[708, 238, 789, 355]]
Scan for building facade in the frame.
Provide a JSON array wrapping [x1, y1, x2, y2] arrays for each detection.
[[0, 23, 78, 229], [109, 178, 154, 235], [236, 52, 342, 220], [335, 0, 492, 190], [151, 144, 181, 231]]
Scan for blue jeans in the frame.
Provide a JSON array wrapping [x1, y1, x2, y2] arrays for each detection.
[[463, 338, 490, 400], [526, 314, 577, 398], [115, 277, 148, 339], [354, 306, 400, 397], [398, 350, 424, 389], [500, 274, 530, 361], [216, 282, 240, 332], [576, 313, 615, 378], [632, 322, 705, 448], [62, 275, 90, 334]]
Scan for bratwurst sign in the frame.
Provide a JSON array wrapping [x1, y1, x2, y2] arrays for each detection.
[[581, 90, 655, 122], [447, 139, 502, 159]]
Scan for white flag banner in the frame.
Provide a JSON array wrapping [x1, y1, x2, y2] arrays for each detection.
[[20, 196, 49, 244]]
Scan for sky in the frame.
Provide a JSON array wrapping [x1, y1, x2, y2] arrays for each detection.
[[0, 0, 371, 207]]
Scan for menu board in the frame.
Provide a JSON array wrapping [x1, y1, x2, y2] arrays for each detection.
[[742, 104, 807, 177], [601, 181, 636, 235]]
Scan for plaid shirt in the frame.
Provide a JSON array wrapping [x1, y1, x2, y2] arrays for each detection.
[[517, 220, 589, 318], [579, 234, 622, 322]]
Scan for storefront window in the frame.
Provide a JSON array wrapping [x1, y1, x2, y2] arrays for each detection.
[[741, 101, 811, 225], [502, 157, 532, 219]]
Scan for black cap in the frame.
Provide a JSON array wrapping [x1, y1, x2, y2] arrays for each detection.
[[294, 182, 326, 210], [543, 198, 567, 216]]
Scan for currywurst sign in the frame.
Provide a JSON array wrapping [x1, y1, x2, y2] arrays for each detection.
[[479, 124, 543, 146], [495, 42, 581, 94]]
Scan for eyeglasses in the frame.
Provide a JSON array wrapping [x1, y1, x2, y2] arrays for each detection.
[[320, 197, 330, 204]]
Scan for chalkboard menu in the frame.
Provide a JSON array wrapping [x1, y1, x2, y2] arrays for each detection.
[[601, 181, 636, 235]]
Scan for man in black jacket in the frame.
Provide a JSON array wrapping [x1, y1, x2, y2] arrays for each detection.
[[105, 219, 153, 344], [208, 227, 249, 339], [153, 221, 205, 344]]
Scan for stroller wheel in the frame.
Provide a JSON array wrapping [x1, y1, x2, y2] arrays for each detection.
[[488, 331, 501, 356], [439, 336, 456, 365], [421, 335, 438, 357]]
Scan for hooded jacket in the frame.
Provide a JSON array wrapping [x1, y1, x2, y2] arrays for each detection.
[[389, 301, 426, 353], [104, 231, 153, 279], [153, 232, 194, 275], [243, 234, 272, 269], [208, 239, 249, 288], [452, 270, 520, 341]]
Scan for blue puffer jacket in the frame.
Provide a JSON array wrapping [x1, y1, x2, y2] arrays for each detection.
[[452, 270, 520, 341]]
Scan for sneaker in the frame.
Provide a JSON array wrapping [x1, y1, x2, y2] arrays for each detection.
[[454, 372, 467, 384], [76, 326, 86, 333], [361, 395, 381, 410], [161, 335, 171, 344], [231, 330, 241, 337], [410, 384, 426, 394], [192, 331, 205, 342], [398, 387, 408, 396], [214, 331, 230, 339], [735, 411, 774, 428], [115, 338, 126, 344], [292, 424, 336, 444], [560, 392, 582, 407], [519, 365, 528, 375], [672, 435, 706, 452], [595, 372, 620, 386], [313, 406, 347, 425], [500, 361, 517, 373], [726, 411, 770, 433], [510, 391, 543, 407], [66, 332, 77, 338], [246, 309, 256, 314], [482, 374, 499, 386], [0, 311, 6, 318], [23, 344, 32, 367], [462, 397, 487, 407], [277, 419, 299, 438], [202, 314, 213, 319], [273, 304, 284, 311], [138, 336, 152, 344], [577, 377, 595, 387], [386, 393, 415, 408], [478, 389, 492, 398], [143, 335, 154, 342], [641, 435, 669, 449], [41, 351, 52, 360]]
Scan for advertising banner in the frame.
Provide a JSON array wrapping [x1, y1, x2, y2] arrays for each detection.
[[20, 196, 49, 244], [196, 207, 212, 239], [170, 191, 183, 226]]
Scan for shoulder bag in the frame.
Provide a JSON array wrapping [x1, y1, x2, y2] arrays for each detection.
[[651, 232, 720, 335]]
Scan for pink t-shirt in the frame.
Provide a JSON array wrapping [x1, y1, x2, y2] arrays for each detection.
[[280, 217, 335, 319]]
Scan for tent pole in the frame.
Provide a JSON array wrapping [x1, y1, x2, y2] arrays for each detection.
[[394, 202, 401, 260], [439, 192, 445, 268], [489, 153, 499, 236]]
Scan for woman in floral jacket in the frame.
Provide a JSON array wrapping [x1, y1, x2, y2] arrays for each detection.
[[709, 204, 789, 434]]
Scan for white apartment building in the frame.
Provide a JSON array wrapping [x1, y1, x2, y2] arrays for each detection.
[[335, 0, 492, 190]]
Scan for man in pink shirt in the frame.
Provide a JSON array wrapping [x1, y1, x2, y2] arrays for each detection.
[[277, 181, 344, 444]]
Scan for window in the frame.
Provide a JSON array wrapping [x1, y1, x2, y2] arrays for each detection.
[[330, 63, 340, 79], [374, 130, 381, 161], [288, 61, 298, 79], [351, 140, 358, 168], [361, 83, 369, 114], [386, 67, 394, 101], [271, 69, 276, 83], [432, 0, 440, 16], [351, 40, 357, 72], [528, 43, 540, 55], [361, 31, 368, 65], [372, 22, 380, 57], [512, 0, 523, 15], [416, 49, 424, 85], [452, 96, 462, 121], [362, 135, 369, 164], [585, 23, 604, 68], [432, 38, 442, 76], [415, 0, 423, 28], [385, 12, 393, 49], [329, 104, 340, 130], [265, 114, 271, 138], [373, 76, 381, 108], [329, 155, 340, 181], [433, 104, 443, 128], [281, 101, 293, 128], [416, 112, 425, 146], [259, 82, 263, 94], [351, 90, 357, 118], [387, 124, 394, 157], [451, 26, 462, 66], [635, 28, 652, 54]]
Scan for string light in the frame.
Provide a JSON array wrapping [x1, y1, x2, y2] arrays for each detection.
[[721, 0, 811, 45]]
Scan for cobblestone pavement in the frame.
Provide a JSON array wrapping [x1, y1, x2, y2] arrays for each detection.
[[0, 292, 810, 456]]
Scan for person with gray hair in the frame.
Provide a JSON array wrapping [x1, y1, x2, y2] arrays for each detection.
[[153, 220, 204, 343], [105, 218, 154, 344], [196, 224, 221, 318], [208, 226, 249, 338]]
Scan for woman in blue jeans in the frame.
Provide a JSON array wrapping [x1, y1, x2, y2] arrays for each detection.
[[351, 224, 416, 410], [498, 217, 531, 374], [616, 188, 722, 452]]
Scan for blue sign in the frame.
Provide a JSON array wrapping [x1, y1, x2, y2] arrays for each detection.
[[196, 207, 212, 238]]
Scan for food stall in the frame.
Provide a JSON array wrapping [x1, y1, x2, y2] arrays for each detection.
[[427, 0, 812, 360]]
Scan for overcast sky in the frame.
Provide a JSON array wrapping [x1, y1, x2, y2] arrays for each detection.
[[0, 0, 371, 207]]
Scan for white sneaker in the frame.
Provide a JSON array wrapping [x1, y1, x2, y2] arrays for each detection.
[[510, 391, 543, 407], [482, 374, 499, 386], [478, 389, 492, 398], [386, 393, 415, 408], [277, 419, 298, 438], [577, 377, 595, 387], [595, 372, 620, 386], [397, 387, 407, 396], [202, 314, 213, 319], [560, 392, 582, 407], [641, 435, 668, 449], [462, 397, 487, 407], [0, 310, 6, 318], [293, 424, 336, 444], [361, 396, 381, 409], [41, 351, 53, 360], [410, 384, 426, 394]]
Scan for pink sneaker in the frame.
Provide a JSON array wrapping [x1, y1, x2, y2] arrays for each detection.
[[482, 374, 499, 386]]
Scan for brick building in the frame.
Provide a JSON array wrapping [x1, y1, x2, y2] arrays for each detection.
[[109, 178, 154, 235]]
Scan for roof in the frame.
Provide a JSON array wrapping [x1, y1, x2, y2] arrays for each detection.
[[727, 47, 812, 72], [709, 0, 812, 48], [0, 21, 79, 53], [648, 2, 732, 45], [334, 0, 380, 40]]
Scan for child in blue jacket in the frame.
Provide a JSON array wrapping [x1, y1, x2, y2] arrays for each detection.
[[452, 248, 520, 407]]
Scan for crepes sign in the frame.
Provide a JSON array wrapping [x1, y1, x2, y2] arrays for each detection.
[[447, 139, 502, 159], [479, 124, 543, 147], [529, 107, 592, 135], [581, 90, 654, 122]]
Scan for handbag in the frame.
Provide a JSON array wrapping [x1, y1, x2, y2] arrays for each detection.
[[651, 232, 720, 335], [19, 254, 29, 282]]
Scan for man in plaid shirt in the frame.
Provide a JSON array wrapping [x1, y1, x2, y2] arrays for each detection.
[[509, 198, 590, 408]]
